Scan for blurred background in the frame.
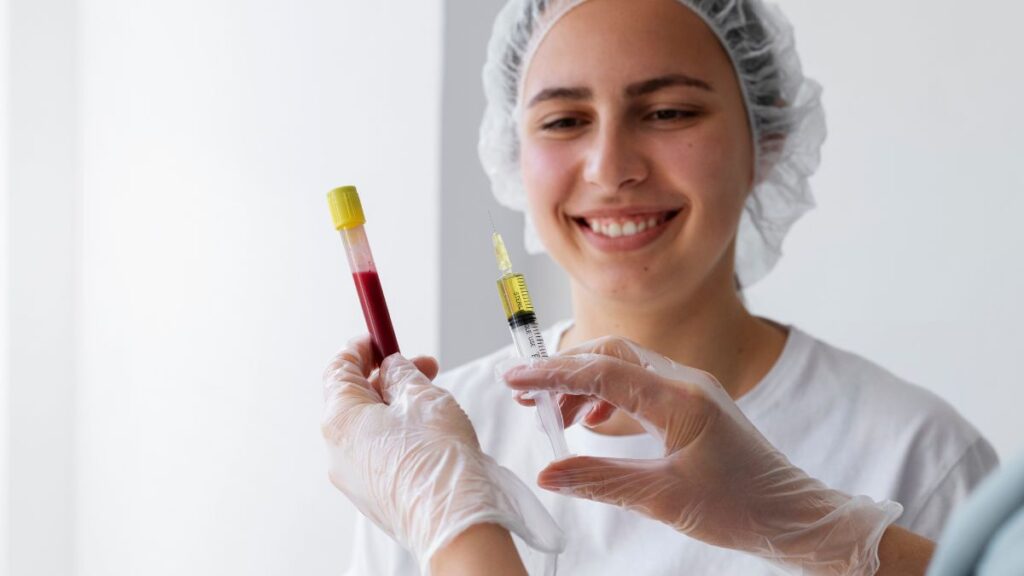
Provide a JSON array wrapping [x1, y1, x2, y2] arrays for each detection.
[[1, 0, 1021, 574]]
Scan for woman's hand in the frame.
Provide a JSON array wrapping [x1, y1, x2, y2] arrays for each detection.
[[322, 336, 563, 574], [505, 336, 903, 576]]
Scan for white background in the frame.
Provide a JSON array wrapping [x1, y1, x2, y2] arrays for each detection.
[[4, 0, 440, 574], [2, 0, 1022, 574]]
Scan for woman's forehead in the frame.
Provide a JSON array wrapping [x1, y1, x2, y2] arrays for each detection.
[[522, 0, 730, 98]]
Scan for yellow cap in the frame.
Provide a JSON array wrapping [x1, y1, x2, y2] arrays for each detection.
[[327, 185, 366, 230]]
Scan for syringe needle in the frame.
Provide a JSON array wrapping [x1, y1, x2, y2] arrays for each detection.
[[492, 230, 513, 277]]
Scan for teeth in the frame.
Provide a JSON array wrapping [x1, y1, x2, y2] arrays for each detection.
[[582, 213, 671, 238]]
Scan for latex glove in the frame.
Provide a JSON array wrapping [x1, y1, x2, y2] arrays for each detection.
[[504, 336, 902, 576], [322, 335, 564, 574]]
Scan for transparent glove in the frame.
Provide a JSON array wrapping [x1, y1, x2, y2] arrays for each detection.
[[322, 335, 564, 574], [504, 336, 902, 576]]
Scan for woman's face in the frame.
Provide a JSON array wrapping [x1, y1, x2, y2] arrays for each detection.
[[520, 0, 754, 305]]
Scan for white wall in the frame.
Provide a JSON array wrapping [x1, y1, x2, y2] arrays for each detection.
[[74, 1, 441, 573], [745, 0, 1024, 460], [1, 0, 10, 572], [441, 0, 1024, 460], [6, 0, 79, 574], [6, 0, 442, 574]]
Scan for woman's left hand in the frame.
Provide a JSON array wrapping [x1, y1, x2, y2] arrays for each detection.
[[505, 336, 902, 576]]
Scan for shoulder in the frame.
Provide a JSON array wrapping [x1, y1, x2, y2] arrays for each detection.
[[788, 329, 999, 537], [794, 329, 980, 444], [778, 325, 962, 428], [753, 328, 990, 461]]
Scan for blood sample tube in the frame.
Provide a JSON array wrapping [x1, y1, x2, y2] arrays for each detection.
[[328, 185, 400, 366]]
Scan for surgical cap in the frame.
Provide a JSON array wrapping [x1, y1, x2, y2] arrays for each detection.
[[478, 0, 826, 288]]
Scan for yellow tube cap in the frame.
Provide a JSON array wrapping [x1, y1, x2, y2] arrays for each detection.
[[327, 185, 366, 230]]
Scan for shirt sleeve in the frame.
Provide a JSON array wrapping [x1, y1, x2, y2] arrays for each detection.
[[900, 437, 1000, 540], [343, 513, 421, 576]]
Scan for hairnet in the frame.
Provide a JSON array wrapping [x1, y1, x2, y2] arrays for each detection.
[[478, 0, 826, 288]]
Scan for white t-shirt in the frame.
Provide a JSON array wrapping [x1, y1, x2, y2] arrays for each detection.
[[344, 322, 998, 575]]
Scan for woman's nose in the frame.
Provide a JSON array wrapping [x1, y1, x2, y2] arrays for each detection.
[[583, 123, 649, 193]]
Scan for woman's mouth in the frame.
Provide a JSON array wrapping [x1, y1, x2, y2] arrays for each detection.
[[571, 208, 684, 252]]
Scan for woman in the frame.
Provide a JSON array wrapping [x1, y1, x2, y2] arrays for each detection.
[[329, 0, 997, 573]]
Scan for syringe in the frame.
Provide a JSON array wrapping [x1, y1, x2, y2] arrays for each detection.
[[492, 231, 570, 460]]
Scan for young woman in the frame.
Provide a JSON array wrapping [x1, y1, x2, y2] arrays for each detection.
[[327, 0, 997, 573]]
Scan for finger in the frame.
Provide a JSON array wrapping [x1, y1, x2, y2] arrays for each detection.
[[409, 355, 440, 381], [323, 335, 378, 402], [378, 353, 445, 405], [559, 336, 719, 390], [320, 380, 382, 443], [558, 335, 648, 367], [514, 391, 599, 430], [582, 400, 617, 427], [321, 338, 385, 441], [538, 456, 668, 508], [560, 394, 599, 427], [505, 354, 684, 423], [514, 390, 534, 406]]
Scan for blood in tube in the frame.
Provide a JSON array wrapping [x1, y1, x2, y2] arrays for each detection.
[[352, 270, 400, 365]]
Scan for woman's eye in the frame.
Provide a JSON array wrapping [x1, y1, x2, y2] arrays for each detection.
[[541, 117, 587, 131], [647, 109, 699, 122]]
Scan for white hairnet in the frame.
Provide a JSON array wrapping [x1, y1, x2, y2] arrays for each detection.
[[478, 0, 826, 288]]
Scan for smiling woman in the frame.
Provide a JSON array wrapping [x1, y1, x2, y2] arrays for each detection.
[[520, 1, 755, 309], [336, 0, 999, 574]]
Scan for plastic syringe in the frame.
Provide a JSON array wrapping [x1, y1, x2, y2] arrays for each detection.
[[492, 232, 570, 460], [328, 185, 400, 366]]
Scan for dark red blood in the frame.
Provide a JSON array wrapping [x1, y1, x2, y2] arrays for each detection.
[[352, 270, 400, 366]]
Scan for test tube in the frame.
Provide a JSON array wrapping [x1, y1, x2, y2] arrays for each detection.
[[328, 185, 400, 366]]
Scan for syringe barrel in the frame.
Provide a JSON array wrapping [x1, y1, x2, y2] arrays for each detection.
[[508, 321, 569, 459], [507, 314, 548, 359]]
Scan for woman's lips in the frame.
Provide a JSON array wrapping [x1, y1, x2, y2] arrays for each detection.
[[572, 209, 683, 252]]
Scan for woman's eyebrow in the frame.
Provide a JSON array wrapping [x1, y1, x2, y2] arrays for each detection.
[[527, 86, 593, 108], [527, 74, 713, 108], [625, 74, 714, 97]]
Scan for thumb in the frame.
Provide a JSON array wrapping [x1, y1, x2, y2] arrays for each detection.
[[378, 354, 439, 405], [409, 355, 440, 381], [538, 455, 667, 507]]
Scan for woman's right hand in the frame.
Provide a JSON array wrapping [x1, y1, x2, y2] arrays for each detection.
[[504, 336, 903, 576], [322, 336, 564, 574]]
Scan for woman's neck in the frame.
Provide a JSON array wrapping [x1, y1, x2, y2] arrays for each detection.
[[559, 270, 787, 434]]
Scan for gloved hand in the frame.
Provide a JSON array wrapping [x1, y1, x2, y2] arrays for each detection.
[[504, 336, 902, 576], [322, 335, 564, 574]]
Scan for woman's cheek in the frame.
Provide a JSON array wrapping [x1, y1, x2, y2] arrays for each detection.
[[522, 139, 577, 228], [679, 129, 749, 214], [521, 138, 576, 203]]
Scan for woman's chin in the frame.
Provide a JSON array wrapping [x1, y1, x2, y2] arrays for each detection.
[[581, 271, 674, 304]]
